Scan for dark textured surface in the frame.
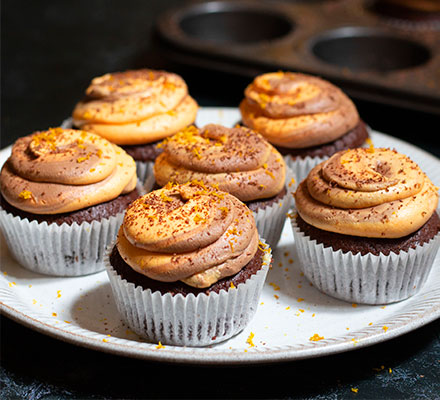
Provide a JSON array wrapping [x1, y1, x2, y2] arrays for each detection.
[[110, 246, 264, 296], [1, 315, 440, 399], [296, 212, 440, 256], [1, 1, 440, 399]]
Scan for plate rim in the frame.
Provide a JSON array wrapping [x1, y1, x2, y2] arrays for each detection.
[[1, 106, 439, 365]]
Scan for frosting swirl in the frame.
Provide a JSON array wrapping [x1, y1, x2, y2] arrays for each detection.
[[295, 148, 439, 238], [72, 69, 198, 145], [117, 182, 259, 288], [154, 124, 286, 202], [1, 128, 137, 214], [240, 71, 360, 148]]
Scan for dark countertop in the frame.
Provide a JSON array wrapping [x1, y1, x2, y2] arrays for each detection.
[[1, 1, 440, 399]]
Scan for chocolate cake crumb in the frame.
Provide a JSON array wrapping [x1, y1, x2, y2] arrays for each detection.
[[122, 141, 164, 162], [296, 212, 440, 256], [0, 188, 141, 226], [276, 120, 369, 160], [109, 246, 265, 296], [245, 186, 287, 212]]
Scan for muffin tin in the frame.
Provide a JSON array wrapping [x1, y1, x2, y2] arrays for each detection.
[[156, 0, 440, 114]]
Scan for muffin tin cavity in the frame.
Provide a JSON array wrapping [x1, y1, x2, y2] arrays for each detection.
[[178, 1, 294, 45], [157, 0, 440, 114], [368, 0, 440, 23], [311, 27, 431, 72]]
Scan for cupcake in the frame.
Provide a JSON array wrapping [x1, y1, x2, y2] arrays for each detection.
[[291, 147, 440, 304], [72, 69, 198, 182], [105, 182, 272, 346], [153, 124, 294, 247], [240, 71, 369, 183], [0, 128, 139, 276]]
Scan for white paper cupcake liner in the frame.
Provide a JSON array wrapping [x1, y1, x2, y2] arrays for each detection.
[[135, 160, 154, 185], [253, 167, 295, 248], [104, 239, 272, 347], [0, 210, 124, 276], [291, 216, 440, 305], [143, 168, 158, 194], [284, 155, 327, 187], [0, 182, 145, 277], [60, 116, 73, 129]]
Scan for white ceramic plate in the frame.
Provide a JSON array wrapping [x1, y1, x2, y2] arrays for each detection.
[[1, 107, 439, 365]]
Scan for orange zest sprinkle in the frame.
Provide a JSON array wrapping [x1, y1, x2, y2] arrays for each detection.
[[18, 190, 33, 200], [366, 137, 375, 153], [219, 206, 229, 215], [193, 214, 206, 224], [309, 333, 324, 342], [160, 191, 174, 202], [262, 162, 275, 179], [77, 153, 91, 163], [246, 332, 255, 347]]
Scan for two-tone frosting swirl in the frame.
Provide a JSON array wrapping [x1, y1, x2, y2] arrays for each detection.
[[240, 71, 360, 148], [72, 69, 198, 145], [295, 148, 439, 238], [117, 182, 259, 288], [0, 128, 137, 214], [154, 124, 286, 202]]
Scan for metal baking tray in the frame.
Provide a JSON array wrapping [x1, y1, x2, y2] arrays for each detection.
[[155, 0, 440, 114]]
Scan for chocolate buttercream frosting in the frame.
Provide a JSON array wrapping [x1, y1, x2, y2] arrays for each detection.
[[295, 148, 439, 238], [117, 182, 259, 288], [240, 71, 360, 149], [0, 128, 137, 214], [154, 124, 286, 201], [73, 69, 198, 145]]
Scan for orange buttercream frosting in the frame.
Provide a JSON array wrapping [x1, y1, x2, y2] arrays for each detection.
[[0, 128, 137, 214], [240, 71, 359, 149], [295, 148, 439, 238], [117, 182, 259, 288], [72, 69, 198, 145], [154, 124, 286, 201]]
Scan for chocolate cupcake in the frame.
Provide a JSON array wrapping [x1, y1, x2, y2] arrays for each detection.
[[291, 147, 440, 304], [0, 128, 139, 276], [240, 71, 369, 183], [105, 182, 272, 346], [153, 124, 295, 247], [72, 69, 198, 182]]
